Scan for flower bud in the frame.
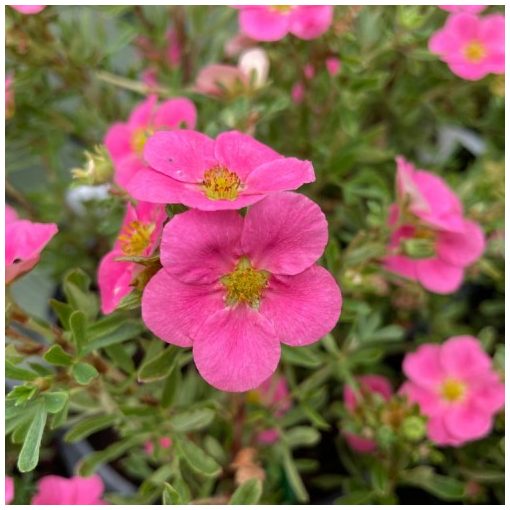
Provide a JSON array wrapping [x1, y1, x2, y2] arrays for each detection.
[[71, 145, 113, 185], [401, 415, 426, 442]]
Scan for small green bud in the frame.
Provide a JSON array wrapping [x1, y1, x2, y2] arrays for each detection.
[[375, 425, 395, 448], [401, 415, 426, 442], [72, 145, 113, 185], [402, 238, 436, 259]]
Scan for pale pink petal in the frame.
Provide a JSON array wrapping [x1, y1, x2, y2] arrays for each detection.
[[5, 220, 58, 265], [400, 381, 444, 416], [383, 255, 418, 282], [472, 373, 505, 414], [193, 306, 280, 392], [112, 154, 145, 189], [244, 157, 315, 195], [10, 5, 46, 14], [437, 219, 485, 267], [153, 98, 197, 130], [128, 94, 158, 129], [242, 192, 327, 275], [443, 401, 493, 442], [143, 130, 216, 183], [104, 123, 133, 164], [72, 475, 104, 505], [289, 6, 333, 40], [214, 131, 281, 180], [427, 415, 463, 446], [445, 13, 481, 40], [195, 64, 247, 96], [439, 336, 491, 379], [238, 7, 291, 42], [344, 433, 377, 453], [429, 29, 461, 55], [260, 265, 341, 346], [5, 205, 18, 224], [448, 61, 492, 80], [141, 269, 224, 347], [403, 344, 444, 389], [415, 258, 464, 294], [5, 477, 14, 504], [479, 14, 505, 50], [160, 209, 243, 284], [97, 250, 134, 315], [6, 257, 39, 284], [32, 476, 69, 505]]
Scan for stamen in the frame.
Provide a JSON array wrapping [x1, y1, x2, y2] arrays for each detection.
[[463, 41, 487, 63], [271, 5, 295, 13], [131, 127, 154, 156], [221, 257, 269, 308], [202, 165, 241, 201], [440, 378, 466, 403], [118, 221, 155, 257]]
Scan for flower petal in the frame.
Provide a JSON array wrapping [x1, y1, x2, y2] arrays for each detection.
[[153, 98, 197, 130], [242, 192, 328, 275], [214, 131, 281, 180], [97, 251, 134, 315], [415, 258, 464, 294], [160, 209, 243, 284], [141, 269, 224, 347], [260, 265, 341, 346], [72, 476, 105, 505], [104, 123, 133, 163], [403, 344, 444, 389], [400, 381, 444, 416], [143, 130, 216, 183], [5, 220, 58, 265], [289, 6, 333, 40], [427, 416, 463, 446], [128, 94, 158, 129], [238, 7, 291, 42], [437, 219, 485, 267], [440, 336, 491, 379], [193, 306, 280, 392], [444, 401, 493, 442]]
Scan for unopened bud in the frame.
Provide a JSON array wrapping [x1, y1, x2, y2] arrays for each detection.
[[72, 145, 113, 185], [402, 238, 436, 259], [401, 415, 426, 442]]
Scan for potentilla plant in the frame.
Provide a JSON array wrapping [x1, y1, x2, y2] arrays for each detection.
[[5, 4, 504, 506]]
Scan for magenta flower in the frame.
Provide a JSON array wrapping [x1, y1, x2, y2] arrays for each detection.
[[439, 5, 486, 14], [32, 475, 106, 505], [166, 29, 182, 68], [343, 375, 393, 453], [10, 5, 46, 14], [291, 82, 306, 104], [126, 130, 315, 211], [144, 436, 172, 455], [429, 13, 505, 80], [237, 6, 333, 42], [98, 201, 166, 314], [5, 477, 14, 505], [401, 336, 504, 446], [325, 56, 342, 77], [142, 192, 342, 392], [104, 95, 197, 189], [5, 205, 58, 285], [384, 157, 485, 294], [248, 374, 292, 444]]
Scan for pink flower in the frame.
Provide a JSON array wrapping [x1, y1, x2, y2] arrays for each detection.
[[104, 95, 197, 189], [304, 63, 315, 80], [439, 5, 486, 14], [126, 130, 315, 211], [10, 5, 46, 14], [384, 157, 485, 294], [237, 6, 333, 42], [166, 30, 182, 67], [225, 32, 256, 57], [5, 477, 14, 505], [5, 205, 58, 284], [429, 13, 505, 80], [401, 336, 504, 446], [32, 475, 106, 505], [141, 192, 342, 392], [325, 57, 342, 77], [343, 375, 393, 453], [291, 82, 305, 104], [98, 201, 166, 314], [248, 374, 291, 444], [144, 436, 172, 455]]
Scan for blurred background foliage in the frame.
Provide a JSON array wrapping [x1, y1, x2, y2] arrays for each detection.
[[5, 5, 504, 505]]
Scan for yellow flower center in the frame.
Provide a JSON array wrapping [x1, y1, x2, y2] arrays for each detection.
[[221, 257, 269, 308], [440, 378, 466, 403], [463, 41, 487, 63], [118, 221, 155, 257], [271, 5, 295, 14], [202, 166, 241, 201], [131, 127, 154, 156]]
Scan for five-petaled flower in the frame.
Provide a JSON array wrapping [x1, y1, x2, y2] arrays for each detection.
[[141, 191, 342, 392], [236, 5, 333, 42], [384, 156, 485, 294], [98, 201, 166, 314], [32, 475, 106, 505], [5, 205, 58, 285], [401, 336, 504, 446], [429, 13, 505, 80], [105, 95, 197, 189], [126, 130, 315, 211]]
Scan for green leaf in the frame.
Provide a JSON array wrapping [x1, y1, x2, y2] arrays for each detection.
[[402, 467, 465, 501], [71, 362, 99, 385], [69, 310, 88, 352], [43, 345, 73, 366], [371, 461, 390, 496], [49, 299, 74, 330], [282, 449, 308, 503], [17, 404, 47, 472], [281, 344, 322, 368], [63, 269, 98, 320], [64, 414, 118, 442], [82, 321, 144, 354], [138, 347, 178, 383], [6, 360, 38, 381], [169, 408, 215, 432], [229, 479, 263, 505], [104, 344, 135, 373], [285, 427, 321, 449], [334, 491, 375, 504], [175, 437, 222, 478], [7, 385, 38, 404], [162, 482, 182, 505], [300, 402, 330, 430], [43, 391, 69, 414], [78, 436, 141, 477], [161, 365, 181, 408]]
